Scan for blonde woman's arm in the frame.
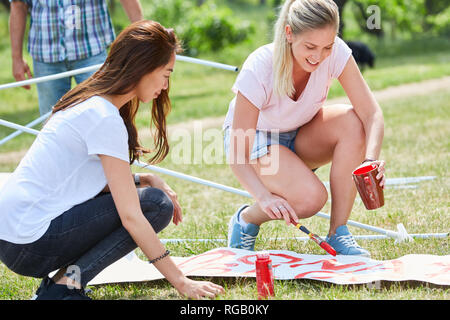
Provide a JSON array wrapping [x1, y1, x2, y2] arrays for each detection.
[[229, 92, 298, 224], [338, 56, 386, 186]]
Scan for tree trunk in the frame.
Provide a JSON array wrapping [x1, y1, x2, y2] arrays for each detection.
[[333, 0, 348, 37]]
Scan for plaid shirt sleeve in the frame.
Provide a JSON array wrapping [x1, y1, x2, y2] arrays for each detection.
[[20, 0, 115, 63]]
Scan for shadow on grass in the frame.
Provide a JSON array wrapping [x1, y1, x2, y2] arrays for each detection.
[[88, 276, 448, 300], [171, 90, 218, 102]]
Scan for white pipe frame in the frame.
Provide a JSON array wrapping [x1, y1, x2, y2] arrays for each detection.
[[0, 56, 238, 146], [0, 55, 238, 91], [0, 61, 447, 243]]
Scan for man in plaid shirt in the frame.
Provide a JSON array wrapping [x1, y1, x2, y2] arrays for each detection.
[[10, 0, 143, 115]]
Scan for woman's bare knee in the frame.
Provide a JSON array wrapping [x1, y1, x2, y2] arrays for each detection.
[[290, 184, 328, 219]]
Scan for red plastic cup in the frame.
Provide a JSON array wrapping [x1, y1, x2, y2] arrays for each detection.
[[352, 163, 384, 210]]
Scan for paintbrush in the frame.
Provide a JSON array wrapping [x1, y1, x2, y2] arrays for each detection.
[[291, 220, 337, 256]]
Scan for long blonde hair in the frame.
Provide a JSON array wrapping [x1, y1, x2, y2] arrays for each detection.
[[272, 0, 339, 97]]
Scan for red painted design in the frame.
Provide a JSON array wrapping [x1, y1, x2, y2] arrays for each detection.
[[321, 260, 366, 271], [177, 249, 237, 274], [238, 253, 303, 265], [426, 262, 450, 278]]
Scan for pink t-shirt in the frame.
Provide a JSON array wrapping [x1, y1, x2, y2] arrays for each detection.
[[223, 36, 352, 132]]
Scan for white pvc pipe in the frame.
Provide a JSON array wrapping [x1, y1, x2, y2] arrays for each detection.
[[0, 121, 442, 241], [0, 64, 103, 91], [176, 55, 238, 72], [0, 55, 238, 91], [134, 160, 250, 197], [322, 176, 436, 189], [0, 111, 51, 146], [384, 176, 437, 185], [315, 212, 400, 238], [133, 160, 404, 239], [160, 233, 448, 244], [0, 119, 40, 135]]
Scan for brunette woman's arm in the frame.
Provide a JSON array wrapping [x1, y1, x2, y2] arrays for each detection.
[[100, 172, 183, 225], [99, 154, 224, 299]]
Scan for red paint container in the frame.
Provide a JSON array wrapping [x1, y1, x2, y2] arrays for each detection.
[[352, 163, 384, 210], [255, 253, 274, 299]]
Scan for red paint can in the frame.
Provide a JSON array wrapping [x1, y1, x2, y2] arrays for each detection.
[[255, 253, 274, 299]]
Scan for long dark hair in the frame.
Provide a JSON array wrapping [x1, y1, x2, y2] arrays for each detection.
[[50, 20, 183, 164]]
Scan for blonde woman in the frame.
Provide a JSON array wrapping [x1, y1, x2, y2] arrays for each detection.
[[223, 0, 386, 256]]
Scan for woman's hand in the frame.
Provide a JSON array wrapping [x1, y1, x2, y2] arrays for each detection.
[[141, 174, 183, 225], [175, 277, 225, 299], [257, 193, 298, 225], [355, 160, 386, 189]]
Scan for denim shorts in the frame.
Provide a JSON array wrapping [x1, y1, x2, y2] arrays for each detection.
[[223, 126, 299, 161]]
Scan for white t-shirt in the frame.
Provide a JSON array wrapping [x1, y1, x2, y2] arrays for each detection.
[[0, 96, 129, 244], [223, 36, 352, 132]]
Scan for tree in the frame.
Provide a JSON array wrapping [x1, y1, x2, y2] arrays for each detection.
[[333, 0, 348, 36], [351, 1, 384, 38], [1, 0, 10, 11], [333, 0, 430, 39]]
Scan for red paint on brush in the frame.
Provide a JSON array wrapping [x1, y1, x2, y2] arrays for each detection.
[[319, 241, 337, 256], [309, 233, 337, 256], [291, 220, 337, 256]]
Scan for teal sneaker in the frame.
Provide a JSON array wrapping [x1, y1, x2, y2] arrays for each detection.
[[227, 205, 260, 251], [326, 225, 371, 257]]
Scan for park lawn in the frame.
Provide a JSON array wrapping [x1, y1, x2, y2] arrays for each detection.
[[1, 42, 450, 155], [0, 1, 448, 300], [1, 86, 448, 300], [1, 2, 450, 153]]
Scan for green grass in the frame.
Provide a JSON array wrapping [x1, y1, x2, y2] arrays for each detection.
[[106, 89, 450, 300], [1, 87, 448, 300], [1, 44, 449, 154], [1, 3, 450, 153]]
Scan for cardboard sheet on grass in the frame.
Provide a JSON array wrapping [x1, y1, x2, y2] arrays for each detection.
[[89, 247, 450, 286]]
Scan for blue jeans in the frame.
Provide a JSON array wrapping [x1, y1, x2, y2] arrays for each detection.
[[33, 51, 107, 115], [0, 187, 173, 287]]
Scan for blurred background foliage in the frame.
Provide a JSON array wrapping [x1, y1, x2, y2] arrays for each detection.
[[1, 0, 448, 57]]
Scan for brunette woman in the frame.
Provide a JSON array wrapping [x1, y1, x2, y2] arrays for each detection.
[[0, 20, 224, 300]]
